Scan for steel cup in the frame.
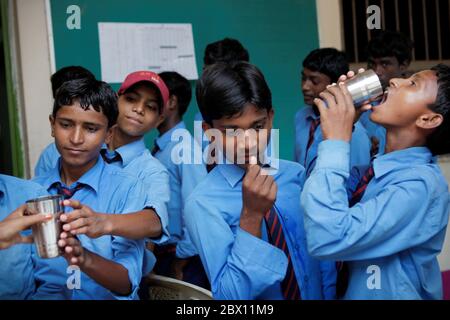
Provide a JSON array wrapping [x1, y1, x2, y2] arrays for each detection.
[[26, 195, 64, 259], [342, 69, 384, 108]]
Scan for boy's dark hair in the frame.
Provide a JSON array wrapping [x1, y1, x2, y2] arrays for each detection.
[[196, 61, 272, 124], [50, 66, 95, 98], [204, 38, 250, 66], [159, 71, 192, 117], [367, 30, 414, 65], [53, 78, 118, 128], [303, 48, 349, 83], [426, 64, 450, 156]]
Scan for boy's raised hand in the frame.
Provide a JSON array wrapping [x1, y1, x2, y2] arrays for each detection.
[[314, 69, 372, 142], [240, 157, 277, 237], [58, 231, 87, 266], [60, 200, 111, 239]]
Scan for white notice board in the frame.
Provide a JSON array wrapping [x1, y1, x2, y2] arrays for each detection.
[[98, 23, 199, 82]]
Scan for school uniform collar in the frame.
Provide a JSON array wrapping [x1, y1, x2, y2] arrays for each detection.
[[372, 146, 433, 179], [112, 138, 147, 167], [156, 121, 186, 151], [304, 105, 320, 121], [45, 155, 105, 193]]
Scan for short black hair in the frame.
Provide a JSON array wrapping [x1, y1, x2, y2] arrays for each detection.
[[53, 78, 118, 128], [426, 64, 450, 156], [367, 30, 414, 66], [196, 61, 272, 124], [204, 38, 250, 66], [159, 71, 192, 117], [302, 48, 349, 83], [50, 66, 95, 98]]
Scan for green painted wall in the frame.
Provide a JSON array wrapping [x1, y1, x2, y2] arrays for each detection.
[[50, 0, 319, 160]]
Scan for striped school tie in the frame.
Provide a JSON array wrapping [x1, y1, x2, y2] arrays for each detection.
[[304, 118, 320, 163], [264, 207, 301, 300], [54, 182, 85, 200], [336, 164, 375, 298]]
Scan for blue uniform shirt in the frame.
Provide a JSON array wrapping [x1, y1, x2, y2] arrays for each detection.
[[294, 105, 371, 176], [32, 157, 150, 300], [153, 121, 207, 255], [34, 140, 170, 243], [301, 140, 450, 299], [0, 175, 47, 299], [184, 160, 336, 300], [34, 142, 59, 177]]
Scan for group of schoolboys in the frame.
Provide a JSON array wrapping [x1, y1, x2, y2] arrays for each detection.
[[1, 31, 449, 300]]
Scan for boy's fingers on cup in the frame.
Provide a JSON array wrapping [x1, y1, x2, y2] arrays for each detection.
[[60, 231, 69, 239], [71, 226, 88, 236], [18, 214, 52, 231], [58, 239, 66, 247], [65, 246, 73, 254], [347, 70, 355, 78], [358, 68, 365, 74], [338, 75, 347, 83], [71, 257, 78, 264], [63, 199, 82, 210]]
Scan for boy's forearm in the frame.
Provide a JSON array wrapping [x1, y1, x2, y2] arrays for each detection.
[[109, 209, 162, 239], [81, 249, 132, 296]]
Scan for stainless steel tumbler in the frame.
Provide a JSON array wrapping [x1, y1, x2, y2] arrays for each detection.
[[26, 195, 64, 259], [342, 69, 384, 108]]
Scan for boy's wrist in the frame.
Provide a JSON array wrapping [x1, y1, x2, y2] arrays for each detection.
[[101, 214, 114, 236]]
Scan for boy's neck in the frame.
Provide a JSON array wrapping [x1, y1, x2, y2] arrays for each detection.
[[384, 127, 427, 154], [60, 157, 98, 187], [158, 115, 181, 136], [109, 126, 142, 150]]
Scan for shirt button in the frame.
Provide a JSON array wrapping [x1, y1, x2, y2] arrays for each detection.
[[304, 276, 309, 283]]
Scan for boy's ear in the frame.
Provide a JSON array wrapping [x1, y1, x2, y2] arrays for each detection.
[[49, 115, 55, 137], [105, 125, 116, 145], [202, 121, 214, 142], [168, 95, 178, 111], [416, 112, 443, 130]]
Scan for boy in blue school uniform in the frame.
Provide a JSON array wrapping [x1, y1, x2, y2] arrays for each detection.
[[152, 71, 208, 287], [32, 78, 157, 300], [295, 48, 371, 176], [301, 64, 450, 299], [0, 175, 51, 299], [184, 62, 336, 300], [359, 30, 414, 156], [35, 70, 170, 242]]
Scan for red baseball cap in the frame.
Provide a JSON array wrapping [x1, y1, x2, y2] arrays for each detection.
[[118, 71, 169, 107]]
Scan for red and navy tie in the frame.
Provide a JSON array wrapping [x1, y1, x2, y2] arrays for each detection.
[[304, 118, 321, 163], [336, 164, 375, 298], [264, 207, 301, 300], [54, 182, 85, 200]]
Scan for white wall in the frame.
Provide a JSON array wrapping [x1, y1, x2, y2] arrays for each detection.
[[15, 0, 53, 176], [315, 0, 343, 50]]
